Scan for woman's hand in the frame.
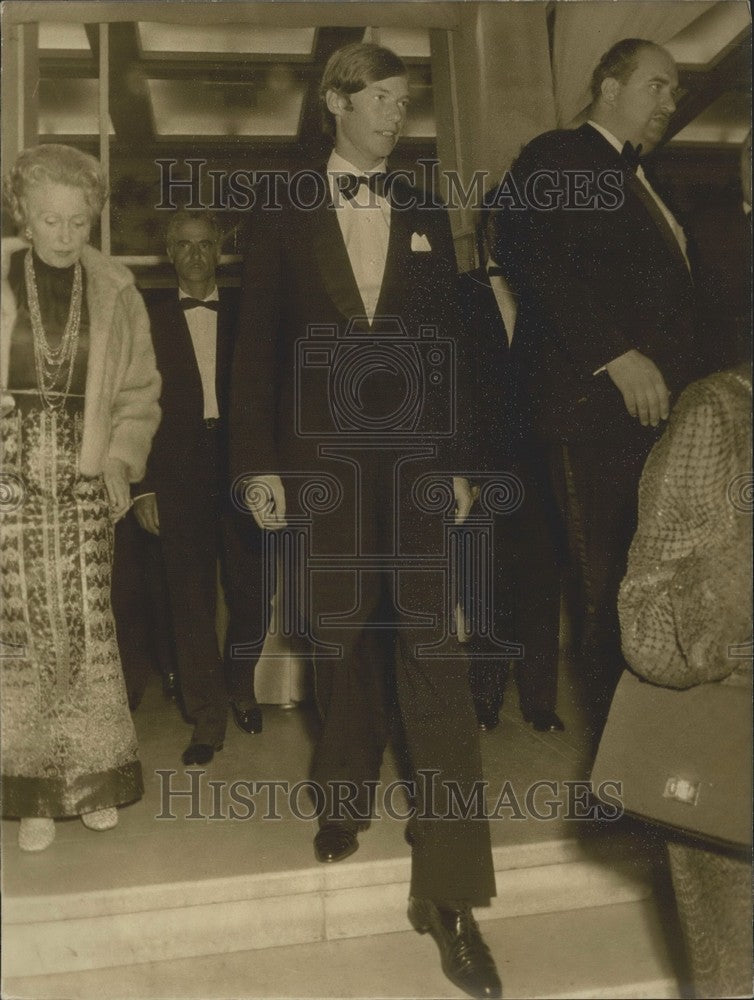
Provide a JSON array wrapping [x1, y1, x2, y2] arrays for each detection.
[[103, 457, 131, 522]]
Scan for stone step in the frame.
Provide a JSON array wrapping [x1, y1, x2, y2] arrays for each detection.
[[3, 896, 681, 999], [3, 831, 656, 978]]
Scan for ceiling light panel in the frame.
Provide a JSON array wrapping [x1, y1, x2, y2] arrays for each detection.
[[38, 22, 91, 52], [138, 23, 315, 58], [147, 77, 304, 136], [671, 92, 751, 144], [665, 2, 751, 68], [368, 27, 431, 59], [38, 78, 113, 136]]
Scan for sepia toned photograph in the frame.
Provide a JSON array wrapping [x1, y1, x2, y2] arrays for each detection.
[[1, 1, 751, 998]]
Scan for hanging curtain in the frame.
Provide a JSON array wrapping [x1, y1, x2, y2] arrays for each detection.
[[551, 1, 713, 127]]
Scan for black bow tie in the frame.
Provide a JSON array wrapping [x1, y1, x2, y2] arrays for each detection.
[[621, 141, 644, 174], [336, 172, 392, 203], [181, 297, 219, 312]]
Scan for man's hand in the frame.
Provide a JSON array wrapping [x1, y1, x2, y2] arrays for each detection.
[[453, 476, 475, 525], [134, 493, 160, 535], [605, 349, 670, 427], [244, 474, 287, 531], [103, 457, 132, 523]]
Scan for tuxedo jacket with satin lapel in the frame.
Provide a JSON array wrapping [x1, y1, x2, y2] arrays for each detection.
[[140, 286, 238, 497], [230, 169, 463, 483], [491, 123, 704, 444]]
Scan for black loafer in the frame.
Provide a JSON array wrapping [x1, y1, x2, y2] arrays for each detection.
[[408, 897, 502, 999], [231, 701, 263, 735], [181, 741, 223, 766], [475, 707, 500, 732], [524, 709, 565, 732], [314, 823, 359, 863]]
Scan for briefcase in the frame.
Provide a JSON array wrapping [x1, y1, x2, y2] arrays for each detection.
[[591, 670, 752, 848]]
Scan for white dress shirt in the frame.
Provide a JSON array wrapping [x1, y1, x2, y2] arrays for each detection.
[[179, 287, 220, 420], [587, 120, 689, 269], [327, 150, 391, 322]]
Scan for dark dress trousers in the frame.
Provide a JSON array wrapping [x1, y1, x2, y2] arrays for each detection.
[[456, 267, 562, 721], [140, 287, 268, 745], [231, 170, 495, 904], [491, 124, 705, 735], [111, 506, 176, 705]]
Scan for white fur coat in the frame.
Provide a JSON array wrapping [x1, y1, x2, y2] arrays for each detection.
[[1, 238, 160, 482]]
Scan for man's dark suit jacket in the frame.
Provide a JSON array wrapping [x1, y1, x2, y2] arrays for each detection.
[[230, 171, 463, 484], [141, 287, 238, 502], [456, 267, 514, 472], [491, 123, 704, 444], [688, 192, 751, 374]]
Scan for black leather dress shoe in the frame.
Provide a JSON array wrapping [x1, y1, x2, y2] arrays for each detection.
[[231, 701, 263, 735], [408, 897, 502, 999], [181, 741, 223, 766], [314, 824, 359, 863], [475, 706, 500, 732], [524, 709, 565, 732]]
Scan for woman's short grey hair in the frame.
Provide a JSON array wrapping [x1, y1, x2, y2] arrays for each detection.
[[3, 143, 109, 228]]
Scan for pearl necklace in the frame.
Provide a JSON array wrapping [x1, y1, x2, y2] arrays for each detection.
[[24, 250, 83, 411]]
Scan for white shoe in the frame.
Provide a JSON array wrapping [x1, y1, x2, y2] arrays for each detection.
[[18, 818, 55, 852], [81, 807, 118, 831]]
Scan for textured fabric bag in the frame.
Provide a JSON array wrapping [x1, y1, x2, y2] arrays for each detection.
[[591, 670, 752, 848]]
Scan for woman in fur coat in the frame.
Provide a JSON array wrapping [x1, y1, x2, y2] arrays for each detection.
[[1, 143, 160, 851]]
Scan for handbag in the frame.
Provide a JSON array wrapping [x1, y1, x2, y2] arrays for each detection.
[[591, 670, 752, 848]]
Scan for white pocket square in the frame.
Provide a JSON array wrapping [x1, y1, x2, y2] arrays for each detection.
[[411, 232, 432, 252]]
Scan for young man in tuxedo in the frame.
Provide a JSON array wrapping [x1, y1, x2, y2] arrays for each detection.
[[491, 39, 705, 742], [135, 210, 268, 766], [231, 43, 500, 1000]]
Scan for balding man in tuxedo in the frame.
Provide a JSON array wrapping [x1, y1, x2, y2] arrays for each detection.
[[491, 39, 705, 741]]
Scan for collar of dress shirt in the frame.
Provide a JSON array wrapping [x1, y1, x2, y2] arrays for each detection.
[[327, 150, 387, 197], [586, 120, 626, 157], [178, 286, 219, 303]]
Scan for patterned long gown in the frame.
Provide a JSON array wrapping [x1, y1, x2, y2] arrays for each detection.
[[1, 249, 143, 817]]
